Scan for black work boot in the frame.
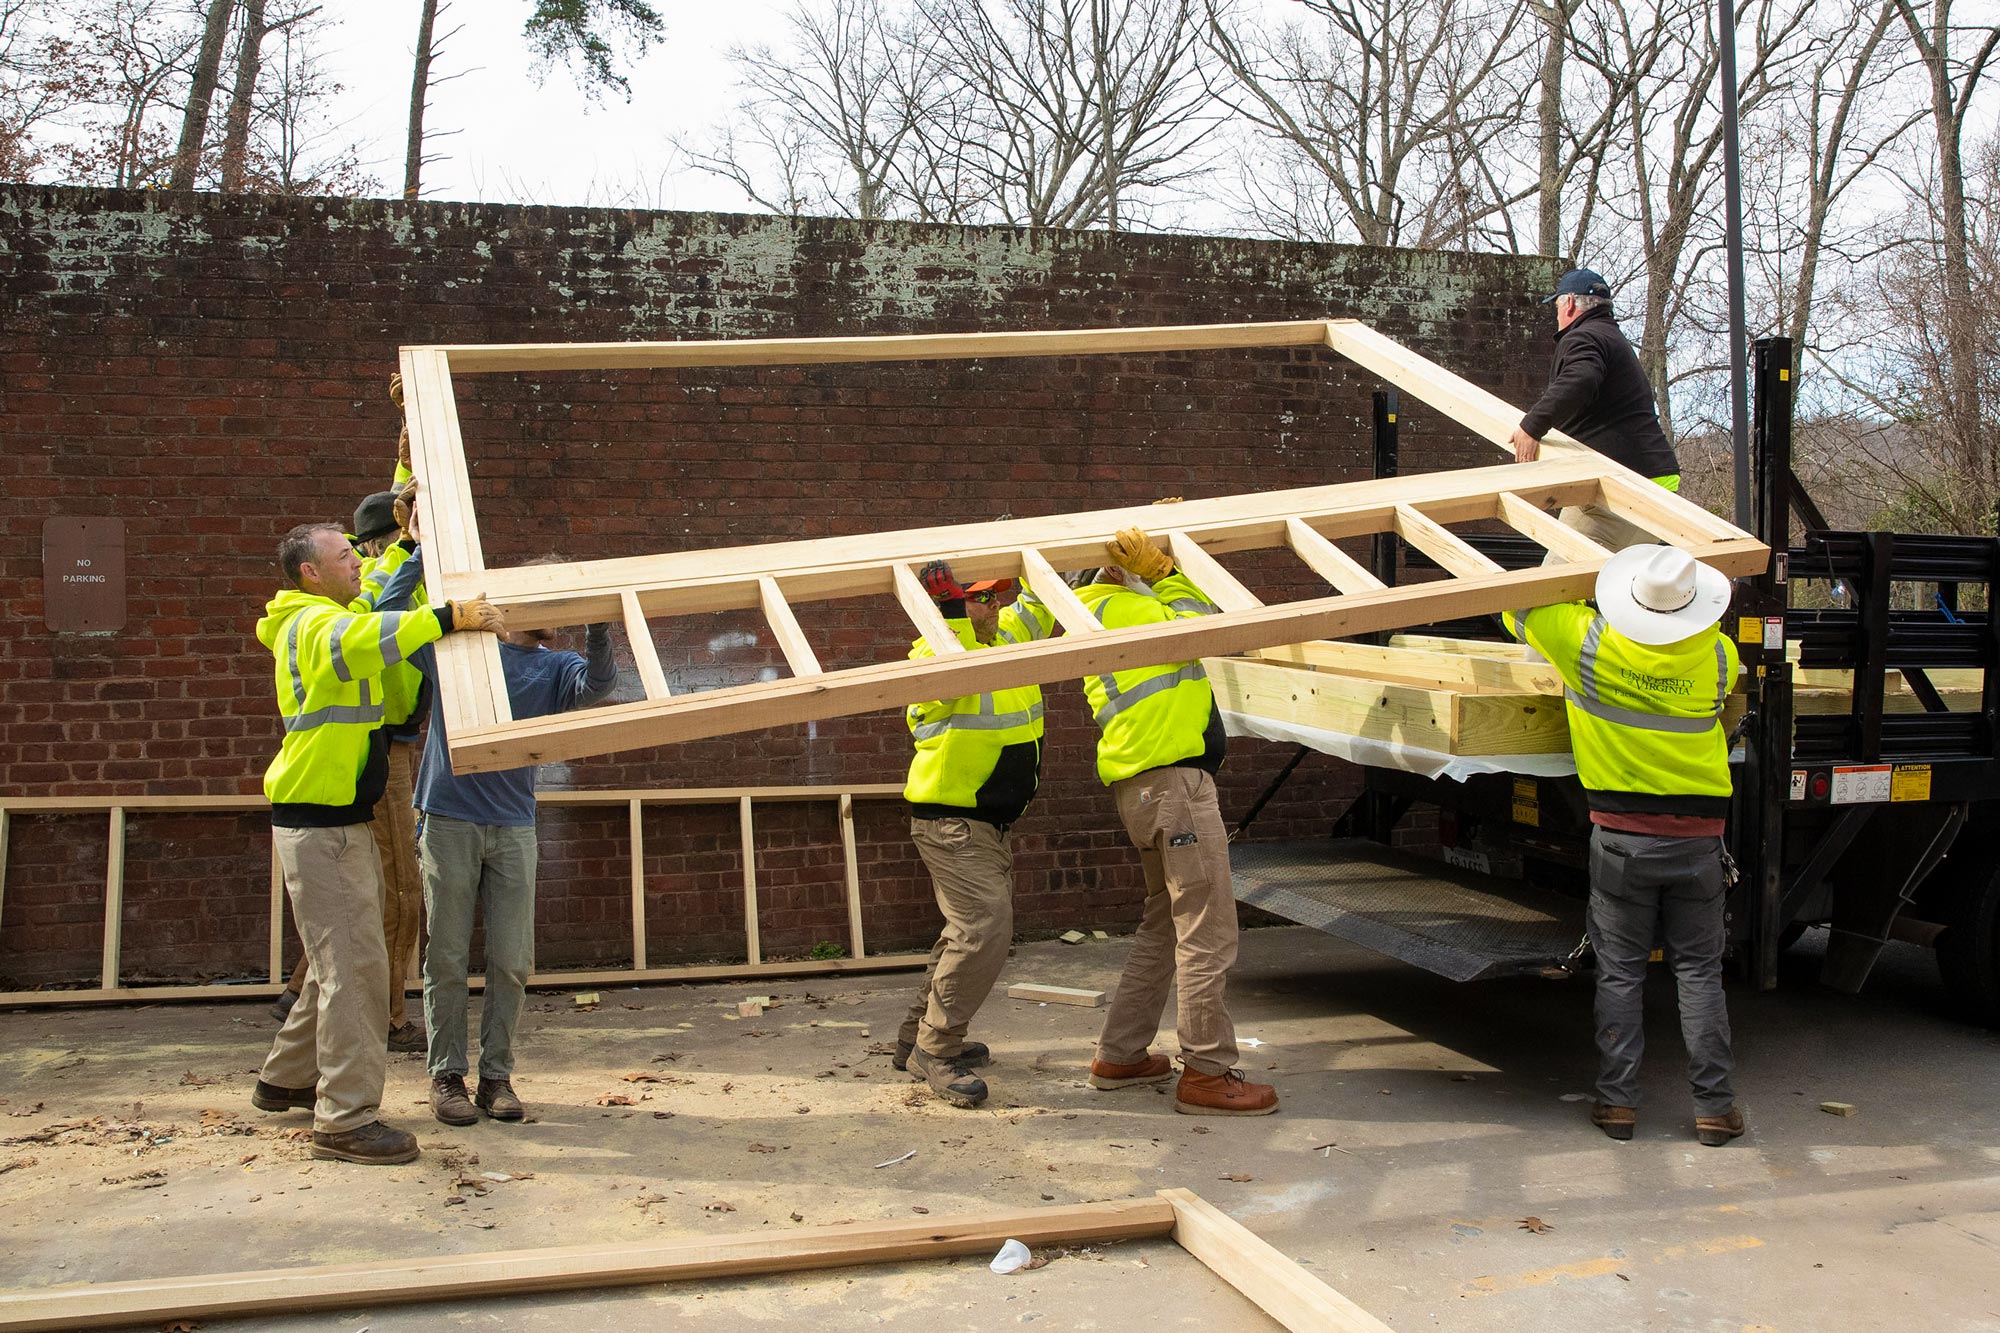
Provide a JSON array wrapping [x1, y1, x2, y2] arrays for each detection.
[[268, 988, 300, 1023], [893, 1039, 989, 1072], [476, 1077, 525, 1122], [310, 1120, 420, 1165], [430, 1073, 478, 1126], [250, 1079, 316, 1113], [907, 1046, 988, 1109], [386, 1022, 427, 1054]]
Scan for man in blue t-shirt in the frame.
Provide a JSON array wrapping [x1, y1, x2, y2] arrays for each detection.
[[377, 547, 618, 1125]]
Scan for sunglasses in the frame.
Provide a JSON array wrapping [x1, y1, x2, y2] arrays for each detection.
[[966, 590, 1002, 605]]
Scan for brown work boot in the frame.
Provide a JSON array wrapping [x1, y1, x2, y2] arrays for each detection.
[[1695, 1106, 1745, 1147], [1174, 1069, 1279, 1117], [476, 1077, 525, 1122], [893, 1039, 989, 1072], [386, 1022, 427, 1054], [250, 1079, 316, 1113], [907, 1046, 988, 1109], [310, 1120, 419, 1165], [1590, 1102, 1637, 1141], [430, 1073, 478, 1126], [1089, 1052, 1175, 1090]]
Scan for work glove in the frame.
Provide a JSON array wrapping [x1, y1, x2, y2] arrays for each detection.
[[1105, 527, 1173, 582], [397, 424, 412, 476], [448, 595, 506, 635], [918, 560, 966, 603], [1153, 495, 1184, 505], [392, 478, 419, 541], [389, 372, 404, 408]]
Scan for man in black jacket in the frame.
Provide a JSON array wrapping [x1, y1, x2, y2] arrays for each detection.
[[1509, 269, 1681, 551]]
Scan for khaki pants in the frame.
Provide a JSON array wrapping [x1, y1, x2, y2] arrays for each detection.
[[262, 824, 390, 1133], [287, 740, 422, 1029], [1096, 768, 1239, 1076], [897, 816, 1014, 1059]]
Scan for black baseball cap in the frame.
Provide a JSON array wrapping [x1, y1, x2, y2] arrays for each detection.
[[1541, 267, 1613, 304], [351, 490, 400, 544]]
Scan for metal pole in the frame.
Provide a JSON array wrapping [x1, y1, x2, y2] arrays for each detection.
[[1718, 0, 1752, 530]]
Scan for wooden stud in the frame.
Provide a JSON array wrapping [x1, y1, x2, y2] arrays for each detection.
[[621, 591, 672, 701], [1006, 983, 1105, 1007], [891, 563, 965, 654], [1159, 1188, 1392, 1333], [739, 796, 761, 966], [0, 809, 9, 957], [629, 799, 647, 971], [268, 836, 285, 985], [0, 786, 903, 815], [1391, 505, 1506, 579], [839, 793, 865, 960], [1164, 531, 1262, 612], [1284, 518, 1385, 595], [101, 808, 124, 991], [759, 577, 823, 677], [1595, 473, 1746, 546], [0, 1197, 1180, 1333], [1019, 547, 1102, 637], [1496, 491, 1612, 565]]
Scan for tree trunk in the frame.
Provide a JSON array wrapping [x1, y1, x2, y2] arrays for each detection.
[[171, 0, 238, 190], [404, 0, 440, 200], [218, 0, 269, 191], [1534, 0, 1569, 257]]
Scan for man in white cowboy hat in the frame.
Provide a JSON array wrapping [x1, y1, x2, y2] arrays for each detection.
[[1504, 544, 1746, 1147]]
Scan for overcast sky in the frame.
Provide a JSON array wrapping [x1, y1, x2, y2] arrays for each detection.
[[320, 1, 791, 213]]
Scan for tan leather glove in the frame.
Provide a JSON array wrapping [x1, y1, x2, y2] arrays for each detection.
[[1106, 527, 1173, 582], [448, 595, 506, 635], [397, 423, 412, 475], [393, 478, 419, 540], [389, 372, 404, 408], [1153, 495, 1184, 505]]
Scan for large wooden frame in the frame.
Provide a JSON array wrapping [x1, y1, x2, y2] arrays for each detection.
[[400, 320, 1767, 774], [0, 786, 921, 1008], [0, 1190, 1389, 1333]]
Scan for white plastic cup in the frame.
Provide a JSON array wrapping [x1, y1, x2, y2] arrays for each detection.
[[989, 1238, 1032, 1275]]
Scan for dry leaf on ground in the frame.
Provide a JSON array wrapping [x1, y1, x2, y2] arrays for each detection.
[[1219, 1173, 1252, 1182], [1517, 1217, 1553, 1234], [595, 1094, 637, 1107]]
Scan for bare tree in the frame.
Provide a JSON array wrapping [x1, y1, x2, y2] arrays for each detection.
[[1205, 0, 1537, 248], [169, 0, 232, 189], [217, 0, 266, 190], [914, 0, 1217, 229], [236, 0, 366, 195], [40, 0, 203, 189]]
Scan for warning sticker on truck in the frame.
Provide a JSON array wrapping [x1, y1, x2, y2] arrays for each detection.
[[1891, 764, 1932, 802], [1830, 765, 1892, 804], [1511, 777, 1539, 827]]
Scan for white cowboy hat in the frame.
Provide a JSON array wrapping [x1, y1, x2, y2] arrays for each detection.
[[1594, 544, 1732, 645]]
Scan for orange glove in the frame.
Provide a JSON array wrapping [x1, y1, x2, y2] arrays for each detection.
[[1106, 527, 1173, 582], [448, 596, 506, 634]]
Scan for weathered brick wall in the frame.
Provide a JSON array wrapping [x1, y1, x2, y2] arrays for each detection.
[[0, 188, 1561, 987]]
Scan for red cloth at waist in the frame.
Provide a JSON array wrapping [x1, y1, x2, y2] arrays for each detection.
[[1590, 811, 1726, 838]]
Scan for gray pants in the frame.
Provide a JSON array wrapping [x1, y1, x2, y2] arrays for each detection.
[[1587, 828, 1736, 1114], [419, 813, 538, 1081]]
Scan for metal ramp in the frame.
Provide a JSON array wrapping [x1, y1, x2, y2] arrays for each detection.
[[1230, 838, 1586, 982]]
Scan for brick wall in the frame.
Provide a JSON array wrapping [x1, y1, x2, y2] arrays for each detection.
[[0, 187, 1561, 988]]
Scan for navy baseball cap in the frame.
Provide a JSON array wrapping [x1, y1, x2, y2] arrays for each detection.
[[1541, 268, 1613, 304]]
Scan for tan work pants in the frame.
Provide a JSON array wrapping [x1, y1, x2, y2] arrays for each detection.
[[897, 816, 1014, 1059], [1096, 767, 1240, 1077], [287, 740, 422, 1029], [261, 824, 390, 1133]]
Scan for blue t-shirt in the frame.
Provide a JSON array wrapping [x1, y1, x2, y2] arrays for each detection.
[[380, 552, 617, 826]]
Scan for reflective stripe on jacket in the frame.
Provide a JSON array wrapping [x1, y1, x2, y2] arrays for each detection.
[[353, 540, 428, 731], [1504, 601, 1740, 817], [1077, 570, 1225, 786], [257, 588, 446, 810], [903, 590, 1055, 825]]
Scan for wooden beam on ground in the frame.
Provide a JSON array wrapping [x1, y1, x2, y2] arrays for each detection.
[[1159, 1188, 1391, 1333], [739, 797, 761, 966], [1007, 983, 1104, 1007], [0, 1198, 1179, 1332], [839, 793, 865, 960], [100, 808, 124, 991]]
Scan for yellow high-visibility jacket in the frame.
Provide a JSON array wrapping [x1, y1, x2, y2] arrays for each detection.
[[354, 539, 428, 735], [258, 588, 446, 825], [1077, 570, 1227, 786], [1504, 602, 1739, 817], [904, 590, 1056, 826]]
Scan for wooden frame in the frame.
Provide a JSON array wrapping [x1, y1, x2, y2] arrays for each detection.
[[0, 1190, 1389, 1333], [398, 320, 1767, 775], [0, 787, 921, 1008]]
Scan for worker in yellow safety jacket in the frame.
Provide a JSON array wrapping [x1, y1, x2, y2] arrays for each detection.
[[896, 560, 1055, 1109], [1504, 543, 1746, 1147], [273, 373, 432, 1054], [1076, 527, 1277, 1118], [251, 519, 503, 1168]]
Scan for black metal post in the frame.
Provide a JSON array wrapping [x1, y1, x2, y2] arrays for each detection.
[[1371, 390, 1400, 589], [1744, 337, 1796, 989]]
